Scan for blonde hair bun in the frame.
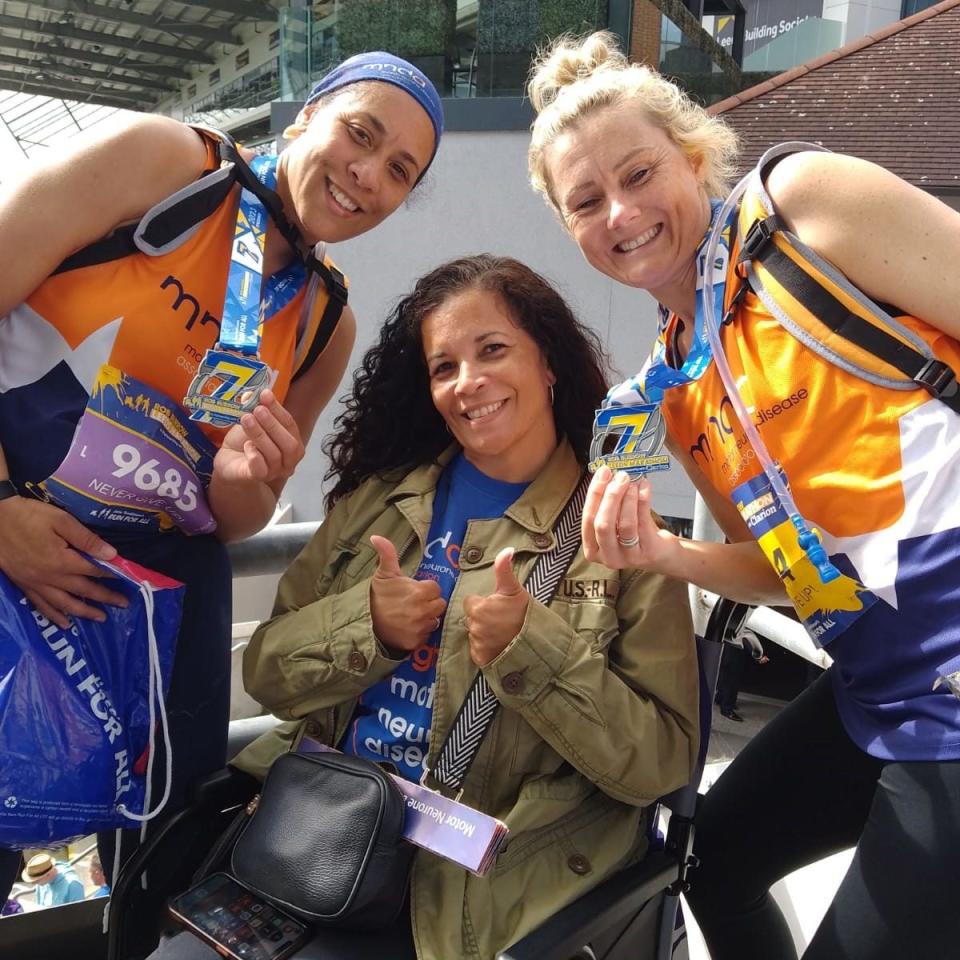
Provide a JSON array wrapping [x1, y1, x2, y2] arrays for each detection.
[[527, 30, 739, 205], [528, 31, 627, 114]]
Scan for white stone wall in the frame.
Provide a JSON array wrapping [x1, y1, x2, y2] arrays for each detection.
[[283, 129, 698, 527], [822, 0, 902, 43]]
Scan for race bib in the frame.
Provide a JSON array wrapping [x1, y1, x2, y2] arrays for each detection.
[[43, 365, 217, 535]]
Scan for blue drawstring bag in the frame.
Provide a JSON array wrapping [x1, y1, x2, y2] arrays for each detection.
[[0, 556, 182, 848]]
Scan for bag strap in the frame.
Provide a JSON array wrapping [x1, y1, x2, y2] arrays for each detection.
[[216, 135, 348, 303], [735, 148, 960, 413], [429, 472, 590, 795], [54, 129, 349, 358], [291, 262, 349, 384]]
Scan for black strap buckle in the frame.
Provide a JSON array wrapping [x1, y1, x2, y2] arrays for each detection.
[[305, 255, 349, 304], [737, 215, 781, 265], [722, 280, 750, 326], [915, 358, 959, 400], [664, 814, 698, 896]]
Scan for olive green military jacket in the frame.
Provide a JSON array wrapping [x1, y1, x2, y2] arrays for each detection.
[[234, 442, 699, 960]]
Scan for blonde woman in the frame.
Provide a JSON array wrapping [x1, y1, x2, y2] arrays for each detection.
[[526, 30, 960, 960]]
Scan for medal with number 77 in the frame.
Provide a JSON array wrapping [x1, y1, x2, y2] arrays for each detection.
[[588, 399, 670, 478]]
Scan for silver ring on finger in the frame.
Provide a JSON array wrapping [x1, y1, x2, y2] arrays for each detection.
[[433, 616, 442, 632], [617, 534, 640, 548]]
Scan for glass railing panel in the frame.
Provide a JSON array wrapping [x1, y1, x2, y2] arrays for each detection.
[[280, 6, 312, 102], [278, 0, 612, 101]]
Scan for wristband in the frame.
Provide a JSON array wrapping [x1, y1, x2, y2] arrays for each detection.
[[0, 479, 19, 502]]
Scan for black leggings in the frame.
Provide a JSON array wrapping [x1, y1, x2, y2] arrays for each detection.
[[686, 670, 960, 960]]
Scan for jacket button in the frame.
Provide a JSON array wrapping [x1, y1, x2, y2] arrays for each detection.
[[502, 671, 525, 695], [463, 546, 483, 564], [532, 533, 552, 549], [304, 720, 321, 737], [567, 854, 591, 875], [347, 651, 368, 672]]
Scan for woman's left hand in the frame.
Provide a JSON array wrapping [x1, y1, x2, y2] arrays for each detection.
[[464, 548, 529, 666], [213, 389, 305, 486], [582, 467, 674, 571]]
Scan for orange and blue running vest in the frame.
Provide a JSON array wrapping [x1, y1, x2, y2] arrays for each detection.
[[657, 170, 960, 762], [0, 131, 346, 491]]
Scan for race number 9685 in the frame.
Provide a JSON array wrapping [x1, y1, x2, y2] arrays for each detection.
[[111, 443, 198, 511]]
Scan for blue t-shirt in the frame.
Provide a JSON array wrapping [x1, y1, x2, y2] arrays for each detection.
[[341, 454, 528, 781], [35, 865, 84, 907]]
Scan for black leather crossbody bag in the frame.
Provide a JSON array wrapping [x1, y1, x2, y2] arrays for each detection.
[[201, 474, 589, 930], [231, 751, 413, 927]]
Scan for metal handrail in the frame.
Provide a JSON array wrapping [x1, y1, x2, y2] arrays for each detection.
[[226, 498, 830, 667], [227, 521, 319, 578]]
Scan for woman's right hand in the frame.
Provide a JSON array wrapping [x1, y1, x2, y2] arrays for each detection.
[[0, 497, 128, 628], [581, 467, 677, 572], [369, 535, 446, 653]]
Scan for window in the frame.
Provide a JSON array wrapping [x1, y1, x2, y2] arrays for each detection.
[[236, 48, 250, 69], [209, 68, 221, 87]]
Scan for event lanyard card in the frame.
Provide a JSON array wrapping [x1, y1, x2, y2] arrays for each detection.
[[298, 739, 509, 876], [588, 401, 670, 478]]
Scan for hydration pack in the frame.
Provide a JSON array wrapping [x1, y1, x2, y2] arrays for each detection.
[[730, 142, 960, 415]]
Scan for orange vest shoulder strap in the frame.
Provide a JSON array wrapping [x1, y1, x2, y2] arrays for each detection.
[[735, 143, 960, 412]]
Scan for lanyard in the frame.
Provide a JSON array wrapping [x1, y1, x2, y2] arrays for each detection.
[[221, 155, 305, 353], [619, 195, 874, 644], [694, 186, 875, 645], [183, 155, 305, 428], [586, 202, 734, 479], [639, 199, 732, 404]]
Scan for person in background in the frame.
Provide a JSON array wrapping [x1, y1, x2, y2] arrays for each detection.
[[0, 50, 442, 909], [22, 853, 84, 907], [715, 627, 768, 722], [526, 29, 960, 960], [87, 853, 110, 899]]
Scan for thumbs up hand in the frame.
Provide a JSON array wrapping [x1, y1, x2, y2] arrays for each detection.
[[463, 548, 530, 667], [369, 535, 446, 654]]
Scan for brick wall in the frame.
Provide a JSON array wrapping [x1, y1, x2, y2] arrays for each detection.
[[630, 0, 662, 65]]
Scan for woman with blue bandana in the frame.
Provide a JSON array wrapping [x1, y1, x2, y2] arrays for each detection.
[[0, 52, 442, 916]]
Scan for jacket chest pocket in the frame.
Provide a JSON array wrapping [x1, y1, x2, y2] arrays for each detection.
[[548, 597, 620, 651], [507, 597, 620, 776], [313, 540, 369, 596]]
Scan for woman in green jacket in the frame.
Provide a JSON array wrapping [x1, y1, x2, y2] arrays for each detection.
[[233, 255, 700, 960]]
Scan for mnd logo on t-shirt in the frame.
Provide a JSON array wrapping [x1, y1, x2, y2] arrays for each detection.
[[341, 454, 528, 781]]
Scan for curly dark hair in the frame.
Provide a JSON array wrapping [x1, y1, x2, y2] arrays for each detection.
[[323, 254, 610, 507]]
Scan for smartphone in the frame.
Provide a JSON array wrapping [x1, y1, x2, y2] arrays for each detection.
[[168, 872, 311, 960]]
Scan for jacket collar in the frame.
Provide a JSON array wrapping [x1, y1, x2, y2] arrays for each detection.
[[386, 441, 584, 535]]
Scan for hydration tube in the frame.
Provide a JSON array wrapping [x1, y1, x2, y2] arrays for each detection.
[[701, 176, 840, 584]]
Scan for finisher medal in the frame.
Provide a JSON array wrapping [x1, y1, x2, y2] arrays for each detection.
[[588, 392, 670, 478]]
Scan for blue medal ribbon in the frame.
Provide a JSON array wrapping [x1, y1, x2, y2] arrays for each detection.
[[589, 202, 734, 476], [221, 155, 305, 353], [184, 154, 307, 427]]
